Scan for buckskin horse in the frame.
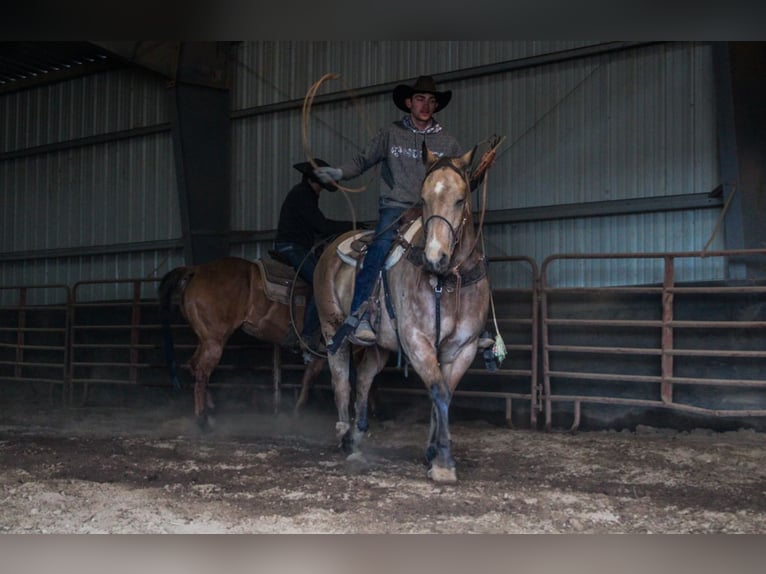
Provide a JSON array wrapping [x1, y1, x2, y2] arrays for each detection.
[[158, 256, 325, 428], [313, 144, 491, 483]]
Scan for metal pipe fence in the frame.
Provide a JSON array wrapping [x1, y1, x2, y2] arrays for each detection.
[[0, 284, 70, 404], [67, 277, 302, 408], [0, 259, 540, 423], [4, 248, 763, 431], [540, 248, 766, 431]]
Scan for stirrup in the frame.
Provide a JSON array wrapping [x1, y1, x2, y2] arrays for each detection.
[[326, 316, 360, 355], [348, 319, 376, 347]]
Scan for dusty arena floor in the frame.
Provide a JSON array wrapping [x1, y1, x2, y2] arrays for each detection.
[[1, 392, 765, 534]]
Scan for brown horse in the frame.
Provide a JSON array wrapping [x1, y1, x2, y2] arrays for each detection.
[[313, 144, 491, 483], [158, 256, 325, 428]]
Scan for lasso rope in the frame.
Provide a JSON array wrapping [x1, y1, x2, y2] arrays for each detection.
[[475, 158, 507, 366], [301, 73, 369, 195]]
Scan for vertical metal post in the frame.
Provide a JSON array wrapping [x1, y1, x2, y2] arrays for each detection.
[[168, 43, 232, 266], [63, 286, 72, 407], [540, 276, 553, 431], [15, 287, 26, 380], [713, 42, 766, 279], [130, 281, 141, 385], [272, 344, 282, 415], [66, 286, 76, 407], [530, 277, 540, 427], [660, 256, 675, 404]]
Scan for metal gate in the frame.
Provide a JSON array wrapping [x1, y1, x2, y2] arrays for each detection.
[[0, 284, 70, 403], [540, 249, 766, 430], [60, 259, 541, 423]]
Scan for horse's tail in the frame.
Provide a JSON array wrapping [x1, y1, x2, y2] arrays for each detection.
[[158, 266, 193, 390]]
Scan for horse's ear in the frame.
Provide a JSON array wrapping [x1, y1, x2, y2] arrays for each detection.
[[422, 141, 440, 169], [455, 146, 476, 171]]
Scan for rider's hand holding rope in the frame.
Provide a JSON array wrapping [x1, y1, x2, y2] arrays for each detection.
[[470, 135, 504, 187]]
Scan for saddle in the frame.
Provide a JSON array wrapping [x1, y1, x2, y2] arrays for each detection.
[[336, 217, 423, 269], [256, 255, 311, 307]]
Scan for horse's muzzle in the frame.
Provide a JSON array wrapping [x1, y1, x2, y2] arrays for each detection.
[[423, 250, 450, 275]]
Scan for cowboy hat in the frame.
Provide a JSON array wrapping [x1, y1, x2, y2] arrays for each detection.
[[293, 158, 337, 191], [293, 158, 330, 175], [392, 75, 452, 113]]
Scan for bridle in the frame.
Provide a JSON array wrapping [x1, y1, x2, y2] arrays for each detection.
[[415, 159, 483, 348], [420, 159, 472, 273]]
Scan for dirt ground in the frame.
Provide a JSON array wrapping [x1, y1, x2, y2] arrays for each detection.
[[1, 388, 766, 534]]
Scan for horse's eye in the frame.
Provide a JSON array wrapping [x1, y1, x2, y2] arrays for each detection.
[[455, 199, 465, 208]]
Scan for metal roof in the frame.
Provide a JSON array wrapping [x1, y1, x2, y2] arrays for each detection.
[[0, 41, 120, 93]]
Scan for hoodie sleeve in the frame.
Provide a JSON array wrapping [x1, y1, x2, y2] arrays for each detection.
[[336, 127, 389, 180]]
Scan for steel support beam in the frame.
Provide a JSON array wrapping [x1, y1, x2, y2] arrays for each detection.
[[713, 42, 766, 279], [232, 41, 660, 120], [169, 42, 233, 265]]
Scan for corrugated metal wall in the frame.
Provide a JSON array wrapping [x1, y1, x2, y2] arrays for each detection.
[[229, 40, 605, 259], [0, 41, 724, 301], [229, 41, 722, 286], [0, 68, 183, 302]]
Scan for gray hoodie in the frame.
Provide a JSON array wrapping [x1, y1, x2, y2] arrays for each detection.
[[337, 116, 463, 209]]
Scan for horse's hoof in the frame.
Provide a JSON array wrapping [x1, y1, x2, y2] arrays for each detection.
[[424, 445, 438, 465], [345, 451, 367, 463], [427, 464, 457, 484], [196, 414, 215, 433], [340, 431, 354, 455], [345, 451, 370, 473], [335, 421, 350, 442]]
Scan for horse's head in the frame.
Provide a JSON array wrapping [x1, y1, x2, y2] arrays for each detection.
[[420, 143, 476, 275]]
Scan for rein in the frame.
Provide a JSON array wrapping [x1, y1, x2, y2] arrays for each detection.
[[409, 161, 489, 348]]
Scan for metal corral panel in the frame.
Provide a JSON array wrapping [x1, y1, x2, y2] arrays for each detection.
[[0, 251, 186, 305]]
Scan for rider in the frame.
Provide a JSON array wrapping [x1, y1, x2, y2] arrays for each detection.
[[273, 159, 356, 351], [314, 75, 466, 353]]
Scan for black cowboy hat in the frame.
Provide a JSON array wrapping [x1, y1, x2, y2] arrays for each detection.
[[293, 158, 337, 191], [293, 158, 330, 175], [392, 75, 452, 113]]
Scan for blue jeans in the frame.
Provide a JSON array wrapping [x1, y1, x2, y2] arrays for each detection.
[[350, 207, 405, 316], [273, 242, 319, 338]]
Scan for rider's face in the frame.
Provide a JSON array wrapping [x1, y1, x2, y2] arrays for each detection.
[[406, 92, 438, 128]]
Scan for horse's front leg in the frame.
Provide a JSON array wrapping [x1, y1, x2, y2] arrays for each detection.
[[425, 341, 480, 483], [404, 333, 458, 482], [328, 346, 354, 453], [426, 382, 456, 483]]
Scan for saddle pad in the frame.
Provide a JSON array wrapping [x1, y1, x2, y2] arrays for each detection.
[[336, 218, 423, 270], [255, 258, 310, 306]]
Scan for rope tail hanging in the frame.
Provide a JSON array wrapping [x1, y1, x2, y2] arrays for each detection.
[[475, 134, 507, 367]]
